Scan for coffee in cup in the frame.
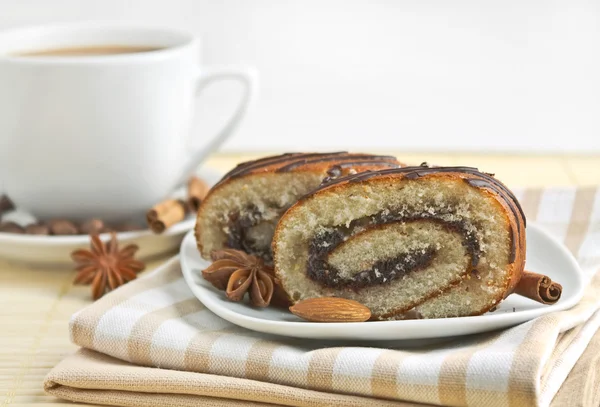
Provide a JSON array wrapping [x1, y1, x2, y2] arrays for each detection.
[[14, 45, 165, 57]]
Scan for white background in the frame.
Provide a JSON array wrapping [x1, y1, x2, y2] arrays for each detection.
[[1, 0, 599, 153]]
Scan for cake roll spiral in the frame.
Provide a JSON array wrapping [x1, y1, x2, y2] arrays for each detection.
[[273, 165, 529, 319]]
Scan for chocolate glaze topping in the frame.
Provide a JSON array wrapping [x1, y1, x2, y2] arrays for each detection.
[[221, 152, 344, 180], [336, 161, 398, 169], [307, 210, 482, 290], [276, 154, 398, 172], [216, 152, 399, 187]]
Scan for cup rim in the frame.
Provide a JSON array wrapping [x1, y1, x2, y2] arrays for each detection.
[[0, 22, 199, 64]]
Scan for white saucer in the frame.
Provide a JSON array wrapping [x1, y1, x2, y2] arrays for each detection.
[[180, 223, 585, 341], [0, 167, 222, 266]]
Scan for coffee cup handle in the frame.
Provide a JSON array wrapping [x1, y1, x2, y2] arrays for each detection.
[[180, 66, 257, 182]]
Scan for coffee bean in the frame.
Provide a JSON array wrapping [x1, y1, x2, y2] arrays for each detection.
[[47, 219, 78, 235], [79, 219, 105, 234], [25, 223, 50, 235], [0, 221, 24, 234]]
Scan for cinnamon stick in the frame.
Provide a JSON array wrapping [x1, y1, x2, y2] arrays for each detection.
[[187, 176, 210, 213], [147, 199, 188, 234], [514, 270, 563, 305]]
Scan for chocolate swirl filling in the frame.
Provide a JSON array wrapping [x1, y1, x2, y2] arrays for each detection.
[[307, 210, 482, 290], [226, 204, 278, 262], [310, 164, 523, 263]]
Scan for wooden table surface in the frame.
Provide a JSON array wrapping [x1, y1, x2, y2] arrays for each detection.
[[1, 152, 599, 406]]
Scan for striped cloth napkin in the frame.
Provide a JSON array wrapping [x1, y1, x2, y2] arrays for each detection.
[[44, 187, 600, 407]]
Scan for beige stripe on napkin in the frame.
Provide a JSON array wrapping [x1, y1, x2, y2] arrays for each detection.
[[245, 340, 282, 382], [184, 330, 235, 373], [306, 348, 343, 392], [127, 298, 202, 365], [370, 350, 408, 399]]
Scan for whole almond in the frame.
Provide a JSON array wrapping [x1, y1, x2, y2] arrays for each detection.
[[289, 297, 371, 323]]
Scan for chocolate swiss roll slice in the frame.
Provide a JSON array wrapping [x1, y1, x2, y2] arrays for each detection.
[[195, 152, 401, 263], [273, 165, 534, 319]]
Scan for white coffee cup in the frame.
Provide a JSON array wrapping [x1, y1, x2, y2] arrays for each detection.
[[0, 23, 255, 221]]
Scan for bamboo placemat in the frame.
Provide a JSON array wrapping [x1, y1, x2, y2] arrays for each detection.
[[1, 153, 599, 406]]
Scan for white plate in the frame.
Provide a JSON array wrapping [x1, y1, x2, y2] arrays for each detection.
[[180, 223, 585, 341], [0, 167, 222, 266]]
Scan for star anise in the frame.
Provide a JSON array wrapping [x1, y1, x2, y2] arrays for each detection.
[[202, 248, 289, 307], [71, 233, 145, 300]]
